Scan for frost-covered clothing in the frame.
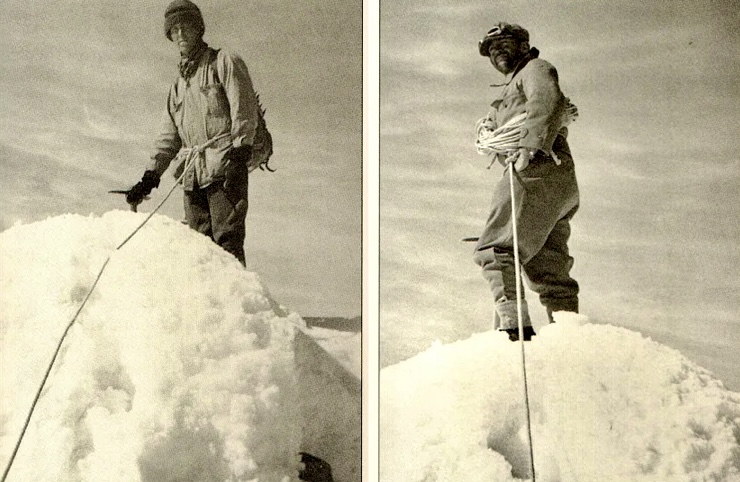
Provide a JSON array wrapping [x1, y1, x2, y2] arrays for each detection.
[[474, 55, 580, 330], [148, 46, 259, 265]]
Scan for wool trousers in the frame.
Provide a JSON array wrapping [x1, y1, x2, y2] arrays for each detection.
[[473, 156, 580, 330], [184, 170, 249, 266]]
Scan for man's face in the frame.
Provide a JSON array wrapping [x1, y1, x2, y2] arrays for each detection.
[[488, 37, 526, 74], [170, 20, 201, 56]]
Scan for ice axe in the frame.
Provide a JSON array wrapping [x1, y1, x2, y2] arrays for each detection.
[[108, 189, 147, 213]]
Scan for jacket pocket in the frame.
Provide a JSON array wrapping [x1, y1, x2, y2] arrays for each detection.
[[491, 88, 526, 126], [202, 83, 229, 117], [500, 90, 525, 109], [202, 83, 230, 139]]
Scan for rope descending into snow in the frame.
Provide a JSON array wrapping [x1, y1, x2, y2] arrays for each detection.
[[475, 101, 579, 158], [1, 133, 231, 482]]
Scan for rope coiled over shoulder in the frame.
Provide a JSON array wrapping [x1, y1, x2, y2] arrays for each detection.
[[475, 99, 579, 160]]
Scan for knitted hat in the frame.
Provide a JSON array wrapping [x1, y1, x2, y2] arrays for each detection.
[[164, 0, 205, 41], [478, 23, 529, 56]]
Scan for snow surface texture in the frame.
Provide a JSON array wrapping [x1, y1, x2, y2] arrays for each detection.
[[1, 211, 304, 481], [381, 313, 740, 482]]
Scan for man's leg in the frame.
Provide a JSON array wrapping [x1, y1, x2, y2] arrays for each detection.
[[184, 185, 213, 238], [473, 174, 531, 331], [474, 246, 532, 334], [206, 172, 249, 266], [523, 209, 579, 323], [474, 161, 579, 332]]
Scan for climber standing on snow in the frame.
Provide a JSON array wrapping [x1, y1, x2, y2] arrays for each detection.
[[125, 0, 260, 266], [473, 22, 580, 341]]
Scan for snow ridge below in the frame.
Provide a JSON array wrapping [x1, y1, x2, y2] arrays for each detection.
[[1, 211, 303, 481], [381, 313, 740, 482]]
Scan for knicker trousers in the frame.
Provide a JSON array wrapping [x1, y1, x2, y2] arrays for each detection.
[[184, 170, 249, 266], [473, 157, 579, 330]]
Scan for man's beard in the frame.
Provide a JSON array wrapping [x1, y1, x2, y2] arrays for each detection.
[[492, 50, 522, 75]]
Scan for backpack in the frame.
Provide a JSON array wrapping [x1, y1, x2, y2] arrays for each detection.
[[210, 50, 274, 173], [249, 94, 274, 173]]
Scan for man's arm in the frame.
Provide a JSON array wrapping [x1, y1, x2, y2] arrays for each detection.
[[147, 85, 182, 176], [216, 51, 259, 150], [125, 87, 180, 208], [518, 58, 566, 154]]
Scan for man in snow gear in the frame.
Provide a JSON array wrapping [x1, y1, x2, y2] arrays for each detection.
[[473, 23, 580, 340], [126, 0, 261, 266]]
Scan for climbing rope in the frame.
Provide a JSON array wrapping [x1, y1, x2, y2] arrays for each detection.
[[475, 100, 579, 164], [476, 102, 578, 481], [1, 134, 227, 482], [508, 162, 537, 481]]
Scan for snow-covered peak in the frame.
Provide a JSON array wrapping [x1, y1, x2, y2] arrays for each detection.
[[1, 211, 303, 481], [381, 313, 740, 481]]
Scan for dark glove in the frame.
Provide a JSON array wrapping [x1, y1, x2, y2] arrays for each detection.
[[223, 145, 252, 190], [126, 170, 160, 206], [225, 144, 252, 164]]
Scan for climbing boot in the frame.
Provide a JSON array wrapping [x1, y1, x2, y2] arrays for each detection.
[[504, 325, 536, 342]]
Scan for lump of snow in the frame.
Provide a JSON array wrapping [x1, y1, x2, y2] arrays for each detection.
[[381, 318, 740, 482], [1, 211, 303, 481]]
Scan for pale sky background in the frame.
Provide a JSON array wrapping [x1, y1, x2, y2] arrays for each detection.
[[0, 0, 362, 317], [380, 0, 740, 390]]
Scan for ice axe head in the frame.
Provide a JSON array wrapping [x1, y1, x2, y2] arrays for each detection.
[[108, 190, 146, 212]]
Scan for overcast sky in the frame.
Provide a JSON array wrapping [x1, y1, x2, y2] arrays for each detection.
[[0, 0, 362, 317], [379, 0, 740, 388]]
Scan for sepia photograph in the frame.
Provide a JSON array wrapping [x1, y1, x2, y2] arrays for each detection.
[[379, 1, 739, 480], [0, 1, 361, 481], [3, 0, 740, 481]]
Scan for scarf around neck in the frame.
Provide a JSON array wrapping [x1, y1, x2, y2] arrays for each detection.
[[178, 41, 209, 81]]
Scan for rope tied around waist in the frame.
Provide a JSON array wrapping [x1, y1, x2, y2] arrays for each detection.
[[173, 133, 231, 182]]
